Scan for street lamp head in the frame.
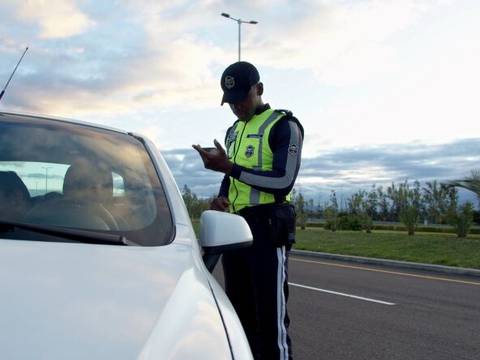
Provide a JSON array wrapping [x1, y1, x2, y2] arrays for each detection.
[[221, 12, 258, 61]]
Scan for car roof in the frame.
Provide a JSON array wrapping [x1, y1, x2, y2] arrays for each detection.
[[0, 111, 129, 136]]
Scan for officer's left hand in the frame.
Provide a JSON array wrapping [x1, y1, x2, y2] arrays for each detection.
[[192, 139, 233, 174]]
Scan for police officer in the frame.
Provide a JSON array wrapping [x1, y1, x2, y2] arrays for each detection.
[[193, 61, 303, 360]]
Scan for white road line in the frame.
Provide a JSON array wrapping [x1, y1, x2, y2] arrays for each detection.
[[289, 282, 396, 306]]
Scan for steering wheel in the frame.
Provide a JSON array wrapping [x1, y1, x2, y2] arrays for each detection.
[[24, 198, 120, 231]]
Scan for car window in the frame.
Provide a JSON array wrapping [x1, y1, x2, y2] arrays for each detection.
[[0, 114, 173, 246], [112, 172, 125, 197], [0, 161, 69, 197]]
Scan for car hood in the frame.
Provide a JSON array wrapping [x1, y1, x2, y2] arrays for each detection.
[[0, 237, 232, 360]]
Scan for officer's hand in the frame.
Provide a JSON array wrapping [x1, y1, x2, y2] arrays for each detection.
[[210, 196, 230, 212], [192, 140, 233, 174]]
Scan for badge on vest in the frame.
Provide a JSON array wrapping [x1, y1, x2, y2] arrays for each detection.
[[245, 145, 255, 158]]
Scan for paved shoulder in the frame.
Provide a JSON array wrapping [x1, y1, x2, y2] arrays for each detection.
[[288, 253, 480, 360]]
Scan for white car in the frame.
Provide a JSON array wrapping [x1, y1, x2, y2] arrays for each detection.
[[0, 112, 253, 360]]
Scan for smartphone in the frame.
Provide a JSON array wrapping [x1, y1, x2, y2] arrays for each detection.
[[202, 147, 218, 153]]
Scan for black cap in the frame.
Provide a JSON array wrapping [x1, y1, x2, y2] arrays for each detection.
[[220, 61, 260, 105]]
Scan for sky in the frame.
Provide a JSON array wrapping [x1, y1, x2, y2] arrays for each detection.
[[0, 0, 479, 201]]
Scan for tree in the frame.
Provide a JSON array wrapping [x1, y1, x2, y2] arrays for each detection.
[[292, 190, 307, 230], [347, 190, 365, 215], [376, 186, 390, 221], [345, 190, 373, 232], [448, 201, 475, 238], [315, 202, 324, 219], [182, 184, 196, 214], [306, 198, 315, 219], [181, 184, 209, 219], [387, 182, 403, 222], [448, 169, 480, 204], [397, 181, 421, 236], [324, 190, 339, 232], [365, 185, 379, 220], [445, 169, 479, 237], [422, 180, 457, 224]]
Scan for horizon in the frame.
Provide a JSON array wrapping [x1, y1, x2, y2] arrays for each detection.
[[1, 0, 479, 197]]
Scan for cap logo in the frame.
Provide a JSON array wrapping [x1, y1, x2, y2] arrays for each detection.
[[224, 75, 235, 89]]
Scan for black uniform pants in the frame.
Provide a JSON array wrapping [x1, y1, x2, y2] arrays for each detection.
[[222, 204, 294, 360]]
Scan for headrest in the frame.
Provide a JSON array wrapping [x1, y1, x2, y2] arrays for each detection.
[[63, 159, 113, 202], [0, 171, 30, 200], [0, 171, 31, 220]]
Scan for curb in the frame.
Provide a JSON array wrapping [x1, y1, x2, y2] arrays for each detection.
[[290, 249, 480, 278]]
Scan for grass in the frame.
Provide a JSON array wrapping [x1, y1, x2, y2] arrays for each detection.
[[294, 228, 480, 269], [192, 218, 480, 269]]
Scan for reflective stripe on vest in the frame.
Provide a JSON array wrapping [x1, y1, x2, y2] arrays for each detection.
[[226, 109, 290, 212]]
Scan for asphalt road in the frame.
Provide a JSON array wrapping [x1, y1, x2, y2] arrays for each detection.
[[213, 253, 480, 360]]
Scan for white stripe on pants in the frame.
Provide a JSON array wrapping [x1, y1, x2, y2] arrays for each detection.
[[277, 246, 288, 360]]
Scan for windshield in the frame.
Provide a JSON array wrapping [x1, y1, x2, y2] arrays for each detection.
[[0, 113, 173, 246]]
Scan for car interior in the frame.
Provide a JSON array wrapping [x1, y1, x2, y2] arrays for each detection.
[[0, 115, 173, 246], [24, 160, 121, 230]]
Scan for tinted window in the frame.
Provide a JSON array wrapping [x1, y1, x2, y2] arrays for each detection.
[[0, 114, 173, 246]]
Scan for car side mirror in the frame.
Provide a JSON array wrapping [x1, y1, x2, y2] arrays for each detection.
[[200, 210, 253, 272]]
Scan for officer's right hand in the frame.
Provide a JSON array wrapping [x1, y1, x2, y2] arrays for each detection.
[[210, 196, 230, 212], [192, 140, 233, 175]]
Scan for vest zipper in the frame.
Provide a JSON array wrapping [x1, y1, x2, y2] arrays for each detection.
[[231, 121, 247, 213]]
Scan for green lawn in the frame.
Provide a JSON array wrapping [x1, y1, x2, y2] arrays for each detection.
[[192, 219, 480, 269], [294, 228, 480, 269]]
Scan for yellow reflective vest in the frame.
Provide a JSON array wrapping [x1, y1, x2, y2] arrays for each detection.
[[226, 108, 292, 213]]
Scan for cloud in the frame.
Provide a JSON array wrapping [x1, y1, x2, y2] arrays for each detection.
[[0, 0, 477, 163], [163, 138, 480, 198], [300, 138, 480, 184], [0, 0, 231, 117], [244, 0, 440, 86], [12, 0, 94, 39], [162, 148, 224, 197], [0, 0, 473, 117]]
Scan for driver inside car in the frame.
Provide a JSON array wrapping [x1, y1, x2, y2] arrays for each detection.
[[25, 159, 119, 230]]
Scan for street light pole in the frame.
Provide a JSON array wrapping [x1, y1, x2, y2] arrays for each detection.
[[221, 13, 258, 61], [238, 19, 241, 61], [41, 166, 51, 193]]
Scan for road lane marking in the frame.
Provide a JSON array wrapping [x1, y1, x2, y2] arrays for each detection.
[[291, 257, 480, 287], [289, 282, 396, 306]]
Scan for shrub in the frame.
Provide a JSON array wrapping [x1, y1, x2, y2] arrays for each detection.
[[396, 181, 421, 236], [448, 202, 475, 238], [473, 210, 480, 225], [338, 213, 363, 231], [368, 224, 480, 234], [361, 214, 373, 233], [400, 205, 419, 236], [324, 206, 339, 232]]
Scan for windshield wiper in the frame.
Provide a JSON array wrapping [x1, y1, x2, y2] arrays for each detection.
[[0, 220, 136, 246]]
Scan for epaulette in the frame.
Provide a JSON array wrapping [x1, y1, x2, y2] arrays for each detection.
[[274, 109, 304, 139], [224, 120, 240, 145], [274, 109, 293, 118]]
